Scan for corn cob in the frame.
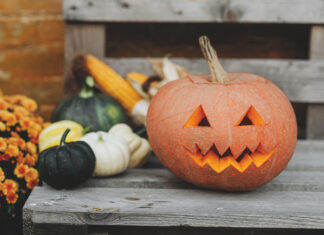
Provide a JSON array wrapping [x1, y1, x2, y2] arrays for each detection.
[[86, 55, 143, 113], [126, 72, 148, 84]]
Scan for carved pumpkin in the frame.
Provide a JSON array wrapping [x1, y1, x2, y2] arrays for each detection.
[[146, 36, 297, 191]]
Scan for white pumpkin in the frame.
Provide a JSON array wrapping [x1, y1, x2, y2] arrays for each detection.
[[108, 124, 151, 168], [80, 131, 130, 177]]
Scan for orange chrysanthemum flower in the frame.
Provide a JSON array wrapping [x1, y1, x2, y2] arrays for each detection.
[[7, 137, 19, 146], [2, 179, 19, 195], [5, 144, 19, 157], [0, 138, 7, 152], [7, 137, 26, 150], [0, 153, 10, 161], [20, 118, 31, 130], [13, 106, 29, 117], [6, 192, 18, 204], [28, 128, 39, 139], [14, 164, 29, 178], [10, 131, 20, 138], [0, 167, 5, 182], [24, 154, 36, 167], [22, 99, 37, 112], [0, 99, 8, 110], [24, 168, 39, 182], [30, 138, 38, 144], [0, 122, 5, 131], [17, 138, 26, 150], [26, 142, 37, 155], [5, 113, 17, 126], [27, 178, 39, 189]]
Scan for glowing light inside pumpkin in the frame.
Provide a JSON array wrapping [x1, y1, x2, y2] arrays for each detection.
[[186, 144, 276, 173], [236, 106, 265, 126], [184, 105, 211, 127]]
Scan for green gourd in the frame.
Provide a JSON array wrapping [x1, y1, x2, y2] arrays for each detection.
[[51, 76, 127, 132], [38, 129, 96, 189]]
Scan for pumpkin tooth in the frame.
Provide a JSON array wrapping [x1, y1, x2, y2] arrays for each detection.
[[215, 143, 230, 157], [238, 154, 253, 172], [219, 157, 231, 173], [230, 143, 248, 159], [186, 145, 277, 173], [248, 143, 259, 153], [198, 142, 215, 156], [251, 148, 276, 168], [205, 150, 219, 172], [184, 143, 199, 154]]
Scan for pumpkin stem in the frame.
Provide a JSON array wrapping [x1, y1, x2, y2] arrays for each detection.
[[79, 76, 95, 98], [199, 36, 229, 83], [60, 128, 71, 146], [98, 133, 104, 142]]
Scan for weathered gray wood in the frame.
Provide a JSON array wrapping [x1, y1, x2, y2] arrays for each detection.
[[307, 104, 324, 139], [295, 140, 324, 151], [310, 26, 324, 59], [23, 207, 88, 235], [64, 23, 105, 94], [103, 58, 324, 103], [75, 169, 324, 192], [63, 0, 324, 24], [65, 23, 105, 61], [307, 26, 324, 139], [24, 187, 324, 233]]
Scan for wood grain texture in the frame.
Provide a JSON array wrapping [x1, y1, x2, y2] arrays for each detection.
[[103, 58, 324, 103], [24, 187, 324, 233], [63, 0, 324, 24], [307, 26, 324, 139], [75, 169, 324, 192], [23, 141, 324, 234], [310, 26, 324, 59]]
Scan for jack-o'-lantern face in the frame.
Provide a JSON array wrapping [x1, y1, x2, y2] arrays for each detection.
[[146, 35, 297, 191], [184, 104, 276, 173], [147, 74, 297, 191]]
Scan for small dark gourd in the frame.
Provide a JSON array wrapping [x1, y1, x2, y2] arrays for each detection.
[[38, 129, 96, 189], [52, 76, 127, 132]]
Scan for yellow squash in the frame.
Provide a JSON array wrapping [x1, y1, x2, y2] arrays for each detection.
[[39, 120, 84, 152]]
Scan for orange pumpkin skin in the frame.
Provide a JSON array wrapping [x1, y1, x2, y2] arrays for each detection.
[[146, 73, 297, 191]]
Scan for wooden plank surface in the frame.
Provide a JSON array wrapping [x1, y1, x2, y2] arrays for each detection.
[[76, 169, 324, 192], [63, 0, 324, 24], [24, 187, 324, 234], [104, 58, 324, 103], [24, 141, 324, 234], [307, 26, 324, 139]]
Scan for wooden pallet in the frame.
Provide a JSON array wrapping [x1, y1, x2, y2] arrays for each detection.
[[63, 0, 324, 139], [23, 140, 324, 234], [24, 1, 324, 234]]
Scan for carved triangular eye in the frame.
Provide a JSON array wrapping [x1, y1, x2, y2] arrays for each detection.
[[185, 105, 211, 127], [236, 106, 264, 126]]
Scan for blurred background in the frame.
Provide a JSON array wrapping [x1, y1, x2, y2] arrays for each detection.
[[0, 0, 64, 120], [0, 0, 322, 139]]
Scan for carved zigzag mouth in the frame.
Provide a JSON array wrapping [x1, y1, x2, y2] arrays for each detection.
[[186, 144, 276, 173]]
